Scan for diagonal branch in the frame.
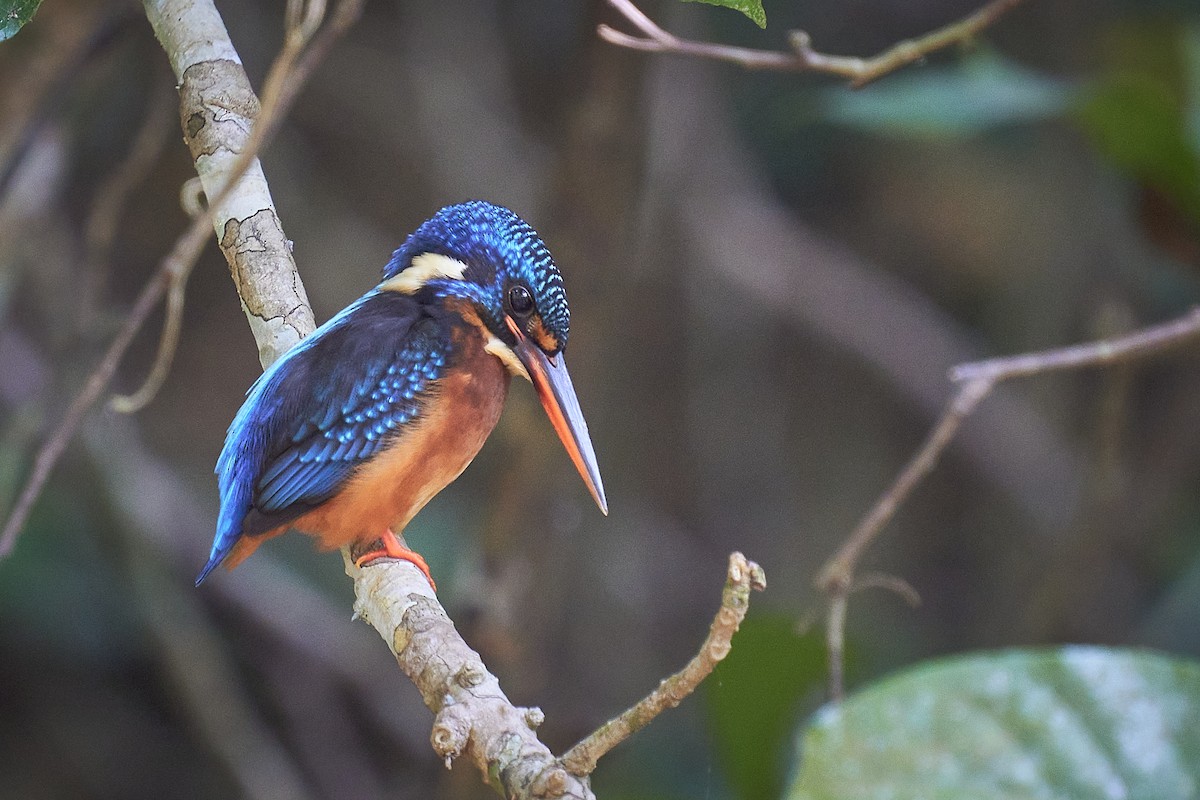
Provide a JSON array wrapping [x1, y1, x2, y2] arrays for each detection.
[[815, 305, 1200, 700], [136, 3, 627, 798], [600, 0, 1028, 88], [560, 553, 766, 776], [344, 551, 595, 799], [3, 4, 771, 797], [0, 0, 350, 557]]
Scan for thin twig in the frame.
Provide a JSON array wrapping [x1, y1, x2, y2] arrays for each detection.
[[824, 593, 847, 702], [110, 0, 331, 412], [80, 79, 176, 336], [600, 0, 1028, 88], [816, 378, 992, 599], [109, 268, 187, 413], [949, 307, 1200, 384], [853, 571, 921, 607], [0, 1, 356, 556], [815, 305, 1200, 700], [559, 553, 766, 776], [0, 266, 171, 556], [111, 0, 364, 411]]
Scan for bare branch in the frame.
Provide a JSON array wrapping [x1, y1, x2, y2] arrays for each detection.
[[0, 1, 351, 555], [561, 553, 766, 776], [344, 549, 596, 800], [0, 266, 171, 556], [815, 305, 1200, 699], [950, 307, 1200, 384], [143, 0, 319, 368], [110, 0, 363, 412], [853, 572, 922, 607], [816, 378, 992, 600], [601, 0, 1028, 87]]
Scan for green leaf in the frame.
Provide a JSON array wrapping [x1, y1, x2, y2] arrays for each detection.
[[681, 0, 766, 30], [1076, 24, 1200, 226], [804, 51, 1073, 138], [705, 616, 826, 800], [787, 647, 1200, 800], [1, 0, 43, 42], [1184, 25, 1200, 154], [1078, 74, 1200, 223]]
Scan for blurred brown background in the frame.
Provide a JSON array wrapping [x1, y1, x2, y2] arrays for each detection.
[[3, 0, 1200, 798]]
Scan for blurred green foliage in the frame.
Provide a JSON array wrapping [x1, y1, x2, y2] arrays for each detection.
[[773, 51, 1073, 139], [1078, 24, 1200, 228], [0, 0, 42, 42], [787, 647, 1200, 799], [705, 616, 826, 800], [0, 479, 139, 665]]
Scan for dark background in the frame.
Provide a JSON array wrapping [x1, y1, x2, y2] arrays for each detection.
[[3, 0, 1200, 798]]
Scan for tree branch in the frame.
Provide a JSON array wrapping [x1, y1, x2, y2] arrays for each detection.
[[141, 3, 748, 798], [560, 553, 766, 776], [142, 0, 323, 368], [2, 3, 778, 795], [0, 0, 342, 556], [600, 0, 1028, 88], [344, 551, 595, 799], [816, 305, 1200, 699]]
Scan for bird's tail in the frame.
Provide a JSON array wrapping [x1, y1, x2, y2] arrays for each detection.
[[195, 517, 241, 586], [194, 540, 231, 586]]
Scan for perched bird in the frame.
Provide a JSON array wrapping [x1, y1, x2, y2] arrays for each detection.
[[197, 201, 606, 586]]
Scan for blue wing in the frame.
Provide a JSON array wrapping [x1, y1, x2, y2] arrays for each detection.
[[197, 290, 452, 584]]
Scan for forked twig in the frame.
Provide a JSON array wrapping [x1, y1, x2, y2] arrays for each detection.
[[600, 0, 1027, 88], [560, 552, 766, 776], [815, 306, 1200, 699]]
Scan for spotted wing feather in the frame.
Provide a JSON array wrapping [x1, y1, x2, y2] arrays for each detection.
[[198, 291, 451, 583]]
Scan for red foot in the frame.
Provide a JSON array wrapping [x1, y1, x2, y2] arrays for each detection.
[[353, 529, 437, 591]]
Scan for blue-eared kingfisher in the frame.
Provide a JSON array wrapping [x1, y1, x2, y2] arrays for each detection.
[[196, 201, 607, 586]]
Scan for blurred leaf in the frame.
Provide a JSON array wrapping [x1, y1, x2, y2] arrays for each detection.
[[806, 52, 1073, 138], [1075, 23, 1200, 228], [1079, 74, 1200, 225], [1185, 26, 1200, 152], [705, 616, 825, 800], [0, 0, 43, 42], [0, 481, 141, 663], [787, 647, 1200, 800], [681, 0, 766, 29]]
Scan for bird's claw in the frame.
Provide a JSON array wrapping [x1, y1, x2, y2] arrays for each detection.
[[353, 529, 437, 591]]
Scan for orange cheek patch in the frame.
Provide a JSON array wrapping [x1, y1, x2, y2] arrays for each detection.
[[529, 316, 561, 354]]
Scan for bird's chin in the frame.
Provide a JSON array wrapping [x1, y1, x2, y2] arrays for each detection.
[[483, 332, 532, 380]]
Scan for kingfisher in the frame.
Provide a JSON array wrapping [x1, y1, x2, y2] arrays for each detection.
[[196, 201, 607, 587]]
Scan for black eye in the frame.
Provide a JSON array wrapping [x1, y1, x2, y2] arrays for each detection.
[[507, 284, 535, 317]]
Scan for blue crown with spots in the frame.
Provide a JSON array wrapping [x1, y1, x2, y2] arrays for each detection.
[[383, 201, 571, 348]]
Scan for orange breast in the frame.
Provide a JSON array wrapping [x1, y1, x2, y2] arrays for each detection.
[[223, 320, 510, 570]]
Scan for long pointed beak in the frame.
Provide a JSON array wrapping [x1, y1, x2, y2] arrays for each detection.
[[507, 318, 608, 515]]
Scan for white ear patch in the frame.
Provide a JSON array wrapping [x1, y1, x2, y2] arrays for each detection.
[[485, 335, 531, 381], [379, 253, 469, 294]]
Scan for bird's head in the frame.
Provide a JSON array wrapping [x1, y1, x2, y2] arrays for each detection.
[[380, 201, 607, 514]]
